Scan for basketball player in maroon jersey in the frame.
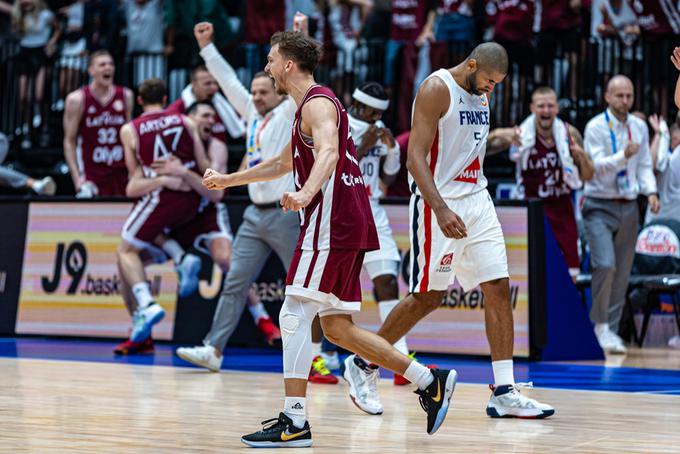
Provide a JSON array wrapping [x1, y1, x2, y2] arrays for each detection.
[[116, 78, 213, 348], [203, 31, 457, 447], [507, 86, 593, 278], [63, 50, 134, 197], [113, 101, 232, 356]]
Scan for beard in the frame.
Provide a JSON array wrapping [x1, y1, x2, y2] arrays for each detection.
[[465, 72, 482, 96]]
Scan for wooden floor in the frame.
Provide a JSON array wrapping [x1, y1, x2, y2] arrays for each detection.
[[1, 357, 679, 453]]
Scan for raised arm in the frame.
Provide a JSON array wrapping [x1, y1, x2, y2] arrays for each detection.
[[63, 90, 84, 191], [203, 141, 293, 189], [568, 124, 594, 181], [407, 76, 467, 238], [672, 48, 680, 109], [195, 22, 250, 117]]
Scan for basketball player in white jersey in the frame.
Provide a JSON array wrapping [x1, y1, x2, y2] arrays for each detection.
[[346, 42, 555, 419]]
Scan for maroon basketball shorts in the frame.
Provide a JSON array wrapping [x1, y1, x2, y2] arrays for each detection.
[[285, 248, 366, 315], [121, 190, 201, 254], [170, 202, 233, 254]]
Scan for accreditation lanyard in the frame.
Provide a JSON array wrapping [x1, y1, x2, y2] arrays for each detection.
[[604, 109, 632, 192], [604, 109, 632, 157], [247, 113, 273, 168]]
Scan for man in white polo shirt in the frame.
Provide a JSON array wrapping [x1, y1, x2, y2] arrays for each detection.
[[175, 22, 299, 371], [582, 75, 659, 355]]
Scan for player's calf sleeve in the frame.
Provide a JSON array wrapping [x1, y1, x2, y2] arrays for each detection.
[[279, 296, 319, 379], [378, 299, 409, 355]]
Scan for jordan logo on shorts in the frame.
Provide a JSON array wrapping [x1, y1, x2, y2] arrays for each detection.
[[454, 157, 480, 184]]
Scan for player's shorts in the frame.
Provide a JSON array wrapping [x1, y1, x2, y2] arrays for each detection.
[[121, 189, 201, 252], [409, 189, 509, 293], [363, 200, 401, 280], [88, 167, 129, 197], [286, 248, 365, 316], [170, 201, 233, 254]]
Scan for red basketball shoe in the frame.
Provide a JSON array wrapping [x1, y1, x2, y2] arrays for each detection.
[[257, 317, 281, 345], [114, 337, 154, 355], [309, 355, 339, 384]]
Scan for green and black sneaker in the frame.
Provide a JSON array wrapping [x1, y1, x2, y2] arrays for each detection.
[[241, 412, 312, 448], [414, 368, 458, 435]]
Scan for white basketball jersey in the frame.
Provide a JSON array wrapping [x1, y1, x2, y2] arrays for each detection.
[[409, 68, 489, 199], [349, 115, 388, 200]]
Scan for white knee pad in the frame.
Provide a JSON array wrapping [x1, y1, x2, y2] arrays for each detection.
[[364, 259, 399, 280], [279, 296, 319, 379]]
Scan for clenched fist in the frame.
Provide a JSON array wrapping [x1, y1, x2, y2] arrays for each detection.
[[194, 22, 214, 49]]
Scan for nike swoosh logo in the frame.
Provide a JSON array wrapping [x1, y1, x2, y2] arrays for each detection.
[[432, 380, 441, 403], [281, 429, 309, 442]]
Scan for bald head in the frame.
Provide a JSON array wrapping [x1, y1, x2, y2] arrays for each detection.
[[467, 42, 509, 74], [606, 75, 634, 94], [605, 74, 634, 118]]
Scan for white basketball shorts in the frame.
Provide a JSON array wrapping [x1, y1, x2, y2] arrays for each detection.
[[409, 189, 509, 293]]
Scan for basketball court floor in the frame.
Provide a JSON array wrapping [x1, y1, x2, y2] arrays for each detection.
[[1, 338, 679, 453]]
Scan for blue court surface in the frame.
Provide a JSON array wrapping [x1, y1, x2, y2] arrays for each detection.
[[1, 337, 679, 395]]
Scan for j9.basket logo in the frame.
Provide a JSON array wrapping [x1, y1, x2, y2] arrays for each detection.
[[41, 241, 88, 294], [40, 241, 161, 296]]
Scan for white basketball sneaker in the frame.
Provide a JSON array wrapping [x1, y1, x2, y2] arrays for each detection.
[[177, 254, 202, 297], [130, 303, 165, 343], [486, 383, 555, 419], [176, 344, 222, 372], [595, 324, 627, 354], [343, 354, 383, 415], [32, 176, 56, 195]]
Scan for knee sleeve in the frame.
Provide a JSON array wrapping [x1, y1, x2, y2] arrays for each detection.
[[279, 296, 319, 379]]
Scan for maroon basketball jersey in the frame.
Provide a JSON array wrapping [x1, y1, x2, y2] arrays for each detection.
[[390, 0, 429, 41], [291, 85, 379, 251], [131, 110, 199, 178], [166, 98, 228, 144], [78, 85, 128, 182], [632, 0, 679, 36], [521, 134, 571, 200], [488, 0, 536, 45]]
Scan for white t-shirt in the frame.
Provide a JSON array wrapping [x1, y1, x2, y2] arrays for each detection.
[[20, 9, 54, 48], [408, 68, 489, 200]]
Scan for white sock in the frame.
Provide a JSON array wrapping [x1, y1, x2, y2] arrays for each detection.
[[162, 238, 185, 264], [132, 282, 154, 309], [492, 360, 515, 386], [403, 360, 433, 390], [311, 342, 321, 358], [248, 301, 269, 323], [378, 299, 409, 355], [283, 397, 306, 429]]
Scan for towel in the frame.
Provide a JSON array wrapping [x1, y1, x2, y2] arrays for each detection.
[[181, 85, 246, 139], [511, 114, 582, 190]]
